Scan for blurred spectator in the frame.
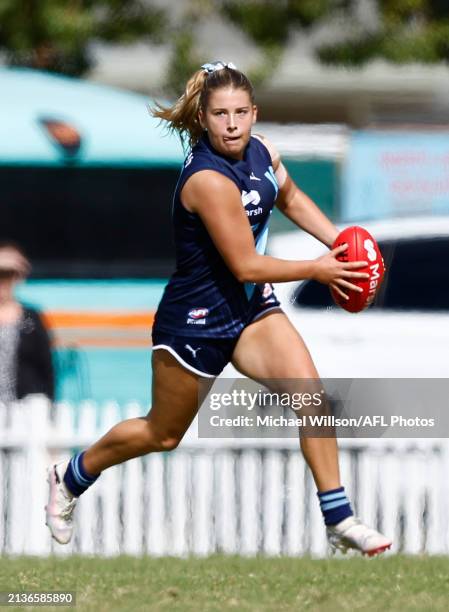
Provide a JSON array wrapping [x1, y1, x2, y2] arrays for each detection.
[[0, 242, 54, 403]]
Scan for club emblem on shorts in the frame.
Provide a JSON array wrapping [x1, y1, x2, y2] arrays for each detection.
[[262, 283, 273, 298], [187, 307, 209, 325]]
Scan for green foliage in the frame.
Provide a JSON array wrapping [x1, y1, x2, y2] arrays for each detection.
[[164, 30, 202, 97], [0, 0, 166, 76], [319, 0, 449, 65], [163, 1, 215, 98], [221, 0, 336, 48], [1, 0, 449, 89], [222, 0, 449, 73], [222, 1, 290, 48], [218, 1, 341, 93]]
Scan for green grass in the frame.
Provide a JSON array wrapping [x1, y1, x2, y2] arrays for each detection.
[[1, 555, 449, 611]]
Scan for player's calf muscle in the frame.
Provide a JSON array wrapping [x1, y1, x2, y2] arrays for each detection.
[[83, 402, 194, 472]]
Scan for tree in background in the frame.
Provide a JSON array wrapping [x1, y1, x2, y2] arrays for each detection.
[[1, 0, 449, 93], [222, 0, 449, 68], [166, 0, 449, 92], [0, 0, 166, 76], [219, 0, 337, 85], [221, 2, 334, 53], [317, 0, 449, 65], [163, 1, 208, 97], [158, 0, 337, 95]]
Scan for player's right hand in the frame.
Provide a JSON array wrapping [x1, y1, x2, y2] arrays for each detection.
[[311, 244, 369, 298]]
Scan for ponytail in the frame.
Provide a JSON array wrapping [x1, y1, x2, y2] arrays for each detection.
[[151, 63, 255, 150], [152, 69, 208, 150]]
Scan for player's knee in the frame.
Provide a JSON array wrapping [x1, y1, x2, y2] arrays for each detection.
[[143, 415, 184, 452], [156, 435, 181, 452], [145, 424, 182, 452]]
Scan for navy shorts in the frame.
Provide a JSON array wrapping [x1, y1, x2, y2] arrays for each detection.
[[152, 287, 282, 378], [152, 331, 238, 378]]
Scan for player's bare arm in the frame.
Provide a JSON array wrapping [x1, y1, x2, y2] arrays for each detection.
[[254, 134, 339, 248], [181, 169, 368, 292]]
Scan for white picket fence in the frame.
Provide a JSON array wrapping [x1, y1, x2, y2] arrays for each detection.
[[1, 395, 449, 557]]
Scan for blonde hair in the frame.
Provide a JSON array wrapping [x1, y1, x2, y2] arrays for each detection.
[[152, 66, 255, 150]]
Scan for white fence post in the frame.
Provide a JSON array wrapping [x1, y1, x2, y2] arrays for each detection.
[[145, 453, 166, 556], [97, 402, 122, 557], [168, 450, 189, 557], [191, 451, 214, 556], [76, 401, 97, 555], [239, 449, 262, 555], [284, 450, 304, 556], [215, 450, 237, 554], [5, 403, 26, 554], [122, 403, 145, 557], [262, 449, 284, 555], [23, 395, 52, 555]]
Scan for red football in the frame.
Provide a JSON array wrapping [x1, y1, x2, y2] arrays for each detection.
[[330, 226, 385, 313]]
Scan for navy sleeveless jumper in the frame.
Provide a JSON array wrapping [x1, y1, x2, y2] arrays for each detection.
[[152, 133, 280, 341]]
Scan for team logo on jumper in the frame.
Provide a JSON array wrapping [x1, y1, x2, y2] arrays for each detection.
[[187, 307, 209, 325], [241, 190, 262, 218], [241, 190, 261, 207]]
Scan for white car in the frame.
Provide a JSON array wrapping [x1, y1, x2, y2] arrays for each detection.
[[266, 216, 449, 378]]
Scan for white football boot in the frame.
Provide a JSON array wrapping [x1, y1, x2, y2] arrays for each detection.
[[327, 516, 392, 556], [45, 461, 77, 544]]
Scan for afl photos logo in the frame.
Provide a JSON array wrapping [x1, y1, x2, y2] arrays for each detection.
[[187, 307, 209, 325]]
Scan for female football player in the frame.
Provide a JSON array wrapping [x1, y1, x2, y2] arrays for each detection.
[[46, 61, 391, 556]]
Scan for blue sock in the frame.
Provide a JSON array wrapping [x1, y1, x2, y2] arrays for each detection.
[[63, 451, 100, 497], [317, 486, 354, 526]]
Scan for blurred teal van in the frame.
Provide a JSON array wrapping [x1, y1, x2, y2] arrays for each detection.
[[0, 68, 184, 404]]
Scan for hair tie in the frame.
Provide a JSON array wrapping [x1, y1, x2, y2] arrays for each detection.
[[201, 61, 237, 74]]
